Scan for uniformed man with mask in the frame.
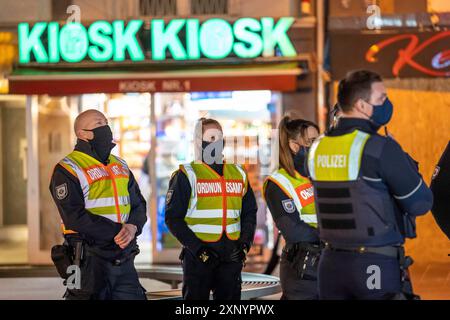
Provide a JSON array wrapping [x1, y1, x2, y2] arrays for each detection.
[[307, 70, 433, 300], [49, 109, 148, 300], [165, 118, 257, 300]]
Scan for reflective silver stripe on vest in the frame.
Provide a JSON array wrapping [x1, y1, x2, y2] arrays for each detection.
[[186, 209, 241, 219], [61, 155, 130, 223], [270, 172, 303, 213], [348, 131, 370, 180], [61, 157, 89, 195], [182, 163, 198, 216], [301, 215, 318, 224], [234, 164, 247, 194], [85, 196, 130, 209], [269, 172, 317, 224], [307, 134, 324, 180], [188, 222, 241, 235]]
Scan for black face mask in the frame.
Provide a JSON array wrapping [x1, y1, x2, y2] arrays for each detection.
[[201, 139, 224, 165], [83, 125, 115, 163], [292, 146, 308, 177]]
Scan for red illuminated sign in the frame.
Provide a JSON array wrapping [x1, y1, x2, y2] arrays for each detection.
[[365, 31, 450, 77]]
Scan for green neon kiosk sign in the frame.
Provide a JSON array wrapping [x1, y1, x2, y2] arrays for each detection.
[[18, 17, 297, 64]]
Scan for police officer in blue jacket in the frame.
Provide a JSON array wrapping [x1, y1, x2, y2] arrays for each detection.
[[307, 70, 433, 300]]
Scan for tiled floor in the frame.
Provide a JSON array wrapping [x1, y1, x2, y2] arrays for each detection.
[[0, 278, 171, 300]]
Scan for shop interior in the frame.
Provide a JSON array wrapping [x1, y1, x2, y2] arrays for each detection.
[[81, 90, 283, 266], [1, 90, 284, 267]]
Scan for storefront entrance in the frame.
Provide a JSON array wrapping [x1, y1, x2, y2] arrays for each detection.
[[23, 90, 283, 265]]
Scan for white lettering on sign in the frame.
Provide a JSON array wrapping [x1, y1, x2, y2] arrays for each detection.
[[86, 167, 109, 180], [197, 181, 243, 196], [162, 80, 190, 91], [317, 155, 347, 168], [299, 186, 314, 200], [119, 81, 156, 92], [197, 182, 222, 195], [226, 182, 243, 194]]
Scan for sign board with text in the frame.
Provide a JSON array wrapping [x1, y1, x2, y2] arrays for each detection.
[[18, 17, 298, 64], [330, 30, 450, 79]]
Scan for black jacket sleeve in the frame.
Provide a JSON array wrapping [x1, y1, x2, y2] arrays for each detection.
[[380, 138, 433, 216], [49, 164, 122, 243], [239, 182, 257, 248], [126, 170, 147, 236], [430, 141, 450, 240], [264, 180, 319, 244], [164, 170, 204, 255]]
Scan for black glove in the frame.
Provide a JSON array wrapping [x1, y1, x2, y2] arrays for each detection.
[[230, 242, 249, 264], [197, 246, 219, 264]]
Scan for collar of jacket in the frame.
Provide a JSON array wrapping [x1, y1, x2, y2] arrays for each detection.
[[328, 118, 377, 136], [74, 139, 109, 165]]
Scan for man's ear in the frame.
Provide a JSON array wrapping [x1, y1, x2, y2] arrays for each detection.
[[77, 129, 93, 141], [354, 99, 363, 112], [354, 99, 368, 115]]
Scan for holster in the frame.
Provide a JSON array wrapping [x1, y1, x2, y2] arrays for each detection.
[[398, 247, 421, 300], [284, 242, 322, 281], [51, 239, 84, 280], [51, 244, 72, 280]]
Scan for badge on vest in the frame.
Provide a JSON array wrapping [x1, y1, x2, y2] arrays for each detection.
[[55, 183, 68, 200], [281, 199, 296, 214], [166, 190, 174, 205]]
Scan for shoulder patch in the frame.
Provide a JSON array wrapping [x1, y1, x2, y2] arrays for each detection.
[[166, 190, 174, 205], [55, 183, 68, 200], [281, 199, 296, 214]]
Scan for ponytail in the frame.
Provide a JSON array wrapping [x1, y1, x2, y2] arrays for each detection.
[[279, 116, 296, 177], [278, 115, 319, 177]]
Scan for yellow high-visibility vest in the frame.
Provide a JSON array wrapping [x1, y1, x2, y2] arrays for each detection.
[[58, 150, 131, 234], [308, 130, 370, 181], [263, 168, 317, 227], [180, 162, 248, 242]]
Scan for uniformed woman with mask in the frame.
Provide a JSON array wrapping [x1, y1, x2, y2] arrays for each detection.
[[165, 118, 257, 300], [263, 116, 321, 300]]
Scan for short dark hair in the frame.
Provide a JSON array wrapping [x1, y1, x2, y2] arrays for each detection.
[[337, 70, 383, 112]]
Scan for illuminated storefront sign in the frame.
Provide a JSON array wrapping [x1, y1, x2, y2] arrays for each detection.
[[18, 17, 297, 64], [366, 31, 450, 77], [330, 30, 450, 79]]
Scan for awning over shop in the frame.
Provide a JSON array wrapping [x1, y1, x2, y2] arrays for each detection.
[[8, 63, 303, 95]]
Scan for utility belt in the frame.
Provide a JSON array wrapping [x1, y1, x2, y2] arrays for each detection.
[[283, 242, 323, 281], [85, 246, 140, 266], [324, 243, 420, 300], [51, 239, 139, 281], [324, 243, 400, 258], [51, 239, 84, 281]]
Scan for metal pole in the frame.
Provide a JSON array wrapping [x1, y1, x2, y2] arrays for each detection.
[[148, 93, 158, 264], [316, 0, 326, 132]]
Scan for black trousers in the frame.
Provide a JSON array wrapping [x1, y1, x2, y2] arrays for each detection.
[[181, 249, 243, 300], [279, 249, 319, 300], [64, 253, 147, 300], [318, 248, 402, 300]]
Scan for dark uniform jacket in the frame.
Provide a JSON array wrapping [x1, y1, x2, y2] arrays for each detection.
[[311, 118, 433, 241], [264, 180, 320, 244], [49, 139, 147, 260]]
